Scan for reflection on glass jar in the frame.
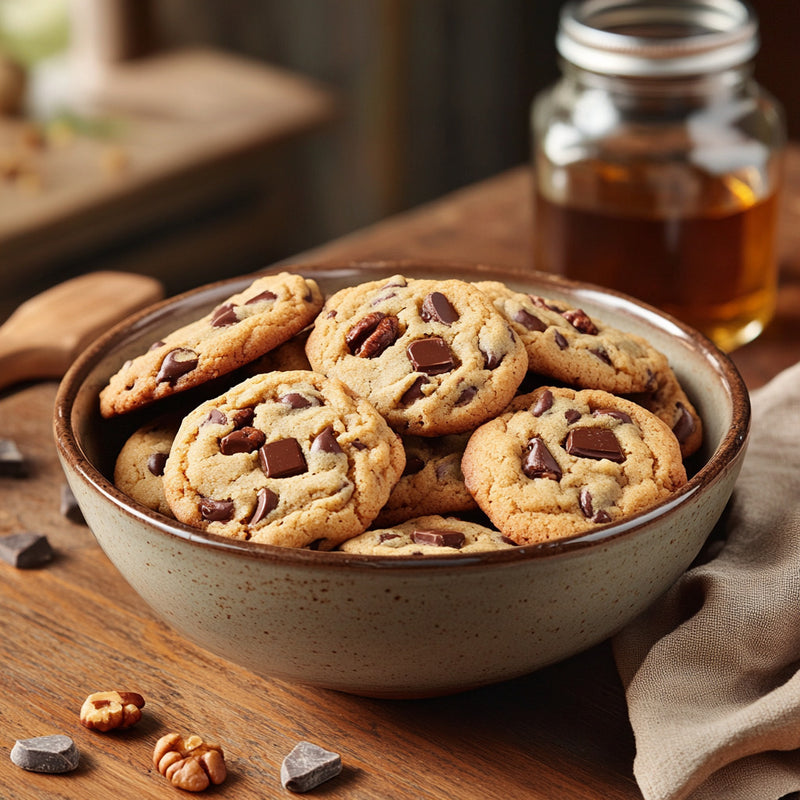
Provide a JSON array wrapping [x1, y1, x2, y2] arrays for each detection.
[[531, 0, 785, 351]]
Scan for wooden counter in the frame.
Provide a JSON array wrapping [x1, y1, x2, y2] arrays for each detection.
[[1, 147, 798, 799]]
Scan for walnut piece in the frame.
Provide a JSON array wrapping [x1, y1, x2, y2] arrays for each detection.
[[153, 733, 227, 792], [79, 691, 145, 732]]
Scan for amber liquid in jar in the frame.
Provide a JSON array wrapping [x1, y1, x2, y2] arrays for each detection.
[[533, 158, 780, 351]]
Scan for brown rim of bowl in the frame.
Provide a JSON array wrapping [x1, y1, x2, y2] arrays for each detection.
[[54, 259, 751, 571]]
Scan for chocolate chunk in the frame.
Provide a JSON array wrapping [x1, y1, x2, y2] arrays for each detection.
[[281, 741, 342, 793], [232, 407, 255, 428], [156, 348, 198, 385], [147, 452, 168, 476], [562, 308, 598, 335], [501, 535, 519, 546], [421, 291, 459, 325], [579, 487, 595, 518], [0, 438, 27, 477], [203, 408, 227, 426], [592, 407, 632, 424], [245, 289, 277, 305], [378, 533, 401, 543], [10, 735, 79, 773], [435, 457, 460, 480], [311, 426, 342, 454], [401, 376, 428, 404], [411, 529, 466, 549], [211, 302, 239, 327], [522, 436, 562, 481], [402, 454, 425, 476], [0, 532, 54, 568], [513, 308, 547, 332], [481, 347, 504, 369], [280, 393, 319, 409], [406, 337, 454, 375], [565, 427, 625, 462], [259, 439, 307, 478], [199, 498, 235, 522], [148, 340, 165, 351], [672, 402, 695, 444], [554, 331, 568, 350], [591, 347, 612, 366], [455, 385, 477, 406], [352, 440, 368, 451], [564, 409, 581, 424], [249, 487, 278, 525], [531, 389, 553, 417], [220, 427, 266, 455], [593, 509, 612, 524], [60, 483, 85, 524]]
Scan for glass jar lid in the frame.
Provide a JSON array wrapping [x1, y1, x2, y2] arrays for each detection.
[[556, 0, 759, 76]]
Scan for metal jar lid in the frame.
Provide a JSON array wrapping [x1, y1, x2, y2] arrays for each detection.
[[556, 0, 759, 76]]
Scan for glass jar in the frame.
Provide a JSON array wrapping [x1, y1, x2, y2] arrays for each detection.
[[531, 0, 785, 350]]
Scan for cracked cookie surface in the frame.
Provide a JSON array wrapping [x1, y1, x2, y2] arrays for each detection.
[[462, 386, 687, 544], [162, 370, 405, 548], [100, 272, 323, 418], [305, 275, 528, 436], [475, 281, 668, 395]]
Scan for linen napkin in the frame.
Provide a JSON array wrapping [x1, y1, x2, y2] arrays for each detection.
[[613, 360, 800, 800]]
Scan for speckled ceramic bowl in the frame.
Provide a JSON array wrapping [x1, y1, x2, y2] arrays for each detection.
[[54, 261, 750, 698]]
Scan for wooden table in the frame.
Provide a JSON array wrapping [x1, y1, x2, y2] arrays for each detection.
[[2, 149, 799, 800]]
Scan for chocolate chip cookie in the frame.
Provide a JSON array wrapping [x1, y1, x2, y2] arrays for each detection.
[[462, 386, 687, 544], [475, 281, 668, 394], [99, 272, 323, 418], [162, 370, 405, 548], [305, 275, 528, 435], [337, 515, 517, 556]]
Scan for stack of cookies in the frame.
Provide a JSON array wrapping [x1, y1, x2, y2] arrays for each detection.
[[103, 271, 701, 554]]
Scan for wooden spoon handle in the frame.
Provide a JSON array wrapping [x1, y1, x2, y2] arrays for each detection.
[[0, 271, 163, 391]]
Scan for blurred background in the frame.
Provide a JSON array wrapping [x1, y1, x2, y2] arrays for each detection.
[[0, 0, 795, 311]]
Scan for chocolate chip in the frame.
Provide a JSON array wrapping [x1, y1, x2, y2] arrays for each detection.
[[147, 452, 168, 476], [513, 308, 547, 332], [401, 376, 428, 404], [522, 436, 562, 481], [531, 389, 554, 417], [232, 407, 255, 428], [280, 393, 319, 409], [60, 483, 85, 524], [281, 741, 342, 793], [0, 532, 54, 568], [406, 337, 454, 375], [564, 409, 581, 424], [562, 308, 598, 335], [352, 440, 368, 450], [311, 426, 342, 454], [501, 535, 518, 546], [420, 292, 459, 325], [211, 302, 239, 327], [0, 438, 26, 477], [203, 408, 227, 426], [579, 487, 595, 518], [10, 735, 79, 773], [435, 457, 460, 480], [148, 340, 165, 351], [411, 529, 466, 549], [245, 289, 277, 305], [249, 487, 278, 525], [593, 509, 612, 524], [565, 427, 625, 462], [592, 408, 632, 424], [455, 385, 477, 406], [591, 347, 612, 366], [378, 533, 401, 543], [481, 348, 504, 369], [199, 498, 235, 522], [259, 439, 307, 478], [672, 402, 695, 444], [554, 331, 568, 350], [220, 427, 266, 455], [402, 454, 425, 476], [156, 348, 198, 385]]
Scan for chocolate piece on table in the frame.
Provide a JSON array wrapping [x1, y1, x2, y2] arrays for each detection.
[[522, 436, 562, 481], [0, 532, 54, 568], [565, 427, 625, 463], [259, 438, 307, 478], [10, 735, 80, 773], [406, 337, 455, 375], [60, 483, 86, 524], [0, 438, 27, 477], [280, 740, 342, 793]]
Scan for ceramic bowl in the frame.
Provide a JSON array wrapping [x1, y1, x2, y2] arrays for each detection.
[[54, 261, 750, 698]]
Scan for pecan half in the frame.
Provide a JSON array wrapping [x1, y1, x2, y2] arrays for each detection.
[[79, 691, 145, 732], [561, 308, 598, 335], [153, 733, 227, 792], [346, 313, 400, 358]]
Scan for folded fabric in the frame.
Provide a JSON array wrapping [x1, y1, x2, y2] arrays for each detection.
[[613, 360, 800, 800]]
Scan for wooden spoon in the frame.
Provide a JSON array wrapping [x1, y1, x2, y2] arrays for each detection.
[[0, 271, 164, 391]]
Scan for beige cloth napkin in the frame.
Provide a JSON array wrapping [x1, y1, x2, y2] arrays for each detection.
[[613, 360, 800, 800]]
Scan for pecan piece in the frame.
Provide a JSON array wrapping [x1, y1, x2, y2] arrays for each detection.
[[79, 691, 145, 732], [561, 308, 598, 335], [153, 733, 227, 792], [347, 313, 400, 358]]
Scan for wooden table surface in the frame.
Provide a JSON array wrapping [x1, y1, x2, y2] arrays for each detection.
[[2, 148, 799, 800]]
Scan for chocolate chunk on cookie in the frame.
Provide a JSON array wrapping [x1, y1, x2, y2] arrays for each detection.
[[99, 272, 323, 418], [305, 276, 528, 435], [337, 515, 517, 556], [162, 370, 405, 548], [475, 281, 668, 394], [462, 387, 687, 544]]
